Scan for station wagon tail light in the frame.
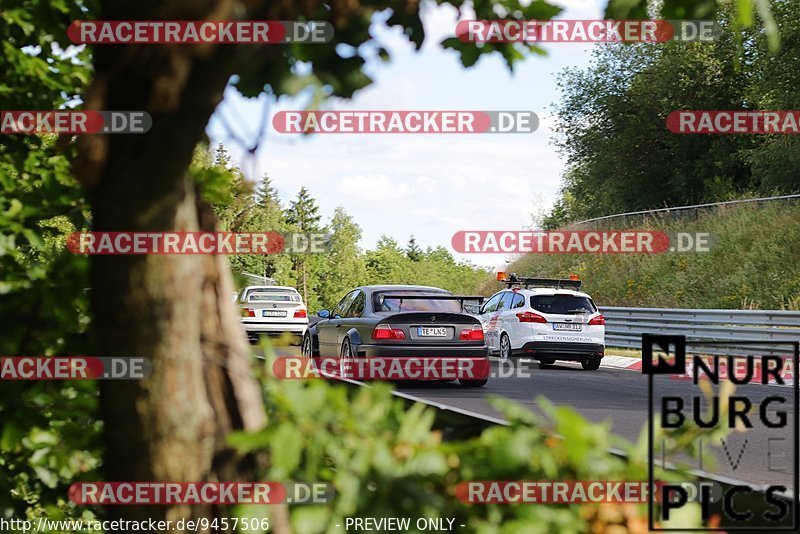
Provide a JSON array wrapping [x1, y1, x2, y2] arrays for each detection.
[[516, 311, 547, 323], [588, 314, 605, 325], [293, 309, 308, 318], [372, 324, 406, 340], [242, 308, 255, 317], [459, 324, 484, 341]]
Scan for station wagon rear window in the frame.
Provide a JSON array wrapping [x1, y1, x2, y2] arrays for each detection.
[[529, 295, 597, 314]]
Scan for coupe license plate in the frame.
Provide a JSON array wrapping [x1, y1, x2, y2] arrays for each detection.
[[553, 323, 582, 331], [262, 310, 287, 318], [417, 327, 448, 337]]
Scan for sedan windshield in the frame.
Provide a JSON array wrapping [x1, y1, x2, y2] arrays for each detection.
[[374, 292, 463, 313]]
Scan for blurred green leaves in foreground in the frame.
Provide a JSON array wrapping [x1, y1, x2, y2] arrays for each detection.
[[226, 345, 715, 534]]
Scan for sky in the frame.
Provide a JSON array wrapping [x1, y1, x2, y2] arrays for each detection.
[[207, 0, 604, 269]]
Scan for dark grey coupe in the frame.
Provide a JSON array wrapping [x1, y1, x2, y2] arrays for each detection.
[[302, 285, 489, 387]]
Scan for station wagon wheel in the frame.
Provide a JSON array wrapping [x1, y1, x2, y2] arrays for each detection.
[[499, 333, 511, 361], [582, 354, 601, 371]]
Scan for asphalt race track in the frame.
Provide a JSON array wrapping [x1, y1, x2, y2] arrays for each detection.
[[268, 345, 795, 490], [393, 357, 796, 490]]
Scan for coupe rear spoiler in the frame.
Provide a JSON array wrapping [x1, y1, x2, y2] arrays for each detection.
[[379, 294, 485, 311], [380, 294, 484, 303]]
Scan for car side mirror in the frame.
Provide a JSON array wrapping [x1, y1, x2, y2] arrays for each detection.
[[317, 309, 330, 318]]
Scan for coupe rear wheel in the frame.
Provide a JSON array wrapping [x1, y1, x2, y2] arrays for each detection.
[[499, 333, 511, 361], [459, 378, 488, 387], [582, 355, 601, 370], [339, 338, 355, 378], [302, 333, 314, 358]]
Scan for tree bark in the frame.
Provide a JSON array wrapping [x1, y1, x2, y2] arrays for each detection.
[[76, 3, 283, 531]]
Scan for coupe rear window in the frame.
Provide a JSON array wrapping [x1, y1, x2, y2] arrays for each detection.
[[374, 292, 463, 313], [529, 295, 597, 314]]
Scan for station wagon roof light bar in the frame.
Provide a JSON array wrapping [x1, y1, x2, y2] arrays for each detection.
[[496, 272, 582, 290]]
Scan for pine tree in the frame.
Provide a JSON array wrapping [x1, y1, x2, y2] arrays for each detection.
[[406, 235, 423, 261], [284, 187, 323, 305], [213, 143, 231, 167], [255, 175, 281, 210], [285, 186, 321, 231]]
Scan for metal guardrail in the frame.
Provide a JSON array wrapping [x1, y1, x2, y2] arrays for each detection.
[[570, 193, 800, 229], [601, 306, 800, 356]]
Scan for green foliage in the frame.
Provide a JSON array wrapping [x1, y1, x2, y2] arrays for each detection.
[[3, 0, 773, 527], [230, 353, 705, 533], [1, 382, 102, 528], [510, 201, 800, 310], [406, 236, 423, 262], [315, 207, 368, 310], [604, 0, 775, 49], [548, 1, 800, 224], [1, 0, 101, 525], [365, 237, 490, 299]]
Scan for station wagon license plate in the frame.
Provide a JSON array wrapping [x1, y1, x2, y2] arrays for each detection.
[[262, 310, 287, 318], [418, 327, 448, 337], [553, 323, 582, 331]]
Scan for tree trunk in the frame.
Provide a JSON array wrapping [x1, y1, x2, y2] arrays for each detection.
[[302, 261, 308, 306], [75, 3, 290, 531]]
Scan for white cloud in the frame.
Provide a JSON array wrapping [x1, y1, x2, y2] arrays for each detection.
[[340, 173, 414, 200]]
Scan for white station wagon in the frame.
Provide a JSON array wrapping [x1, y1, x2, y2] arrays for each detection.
[[477, 274, 605, 370]]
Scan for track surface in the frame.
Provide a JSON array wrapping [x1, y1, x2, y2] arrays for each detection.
[[393, 357, 796, 489], [268, 345, 795, 489]]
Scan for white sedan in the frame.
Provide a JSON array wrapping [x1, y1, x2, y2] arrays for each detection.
[[238, 286, 309, 343]]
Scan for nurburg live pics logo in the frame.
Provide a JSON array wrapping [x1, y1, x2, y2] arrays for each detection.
[[643, 334, 799, 531]]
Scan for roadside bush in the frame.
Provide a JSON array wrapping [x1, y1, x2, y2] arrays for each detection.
[[230, 351, 706, 534]]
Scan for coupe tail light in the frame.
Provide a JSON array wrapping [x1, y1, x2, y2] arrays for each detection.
[[372, 324, 406, 340], [588, 314, 605, 325], [242, 308, 255, 317], [294, 309, 308, 318], [516, 311, 547, 323], [459, 324, 484, 341]]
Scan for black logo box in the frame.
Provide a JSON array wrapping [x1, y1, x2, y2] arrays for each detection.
[[643, 334, 799, 532]]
